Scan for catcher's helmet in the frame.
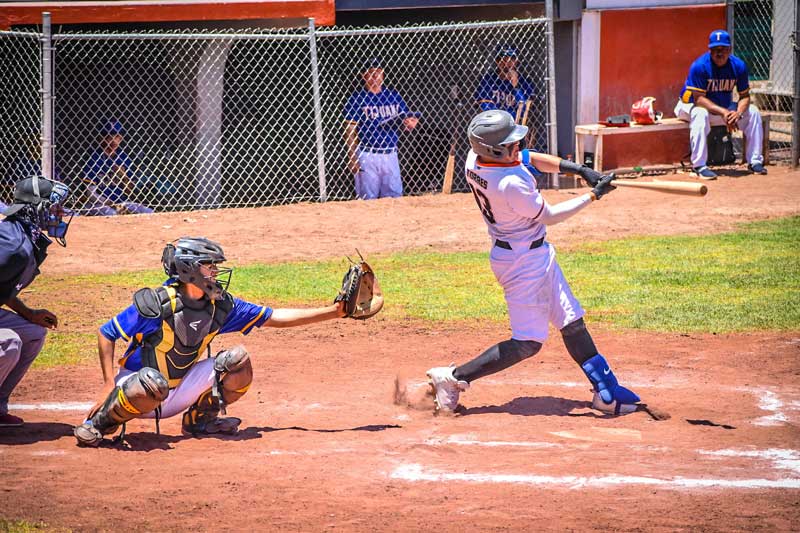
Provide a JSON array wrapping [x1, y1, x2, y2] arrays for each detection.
[[468, 110, 528, 160], [162, 237, 232, 300]]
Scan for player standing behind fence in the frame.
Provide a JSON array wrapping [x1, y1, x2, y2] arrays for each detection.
[[475, 45, 535, 123], [426, 110, 640, 416], [343, 58, 419, 200]]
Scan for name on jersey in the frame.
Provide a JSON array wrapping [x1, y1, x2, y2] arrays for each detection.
[[705, 79, 737, 93], [361, 104, 401, 120], [467, 169, 487, 189]]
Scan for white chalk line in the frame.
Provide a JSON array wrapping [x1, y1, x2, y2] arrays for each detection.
[[9, 402, 93, 411], [390, 463, 800, 490], [425, 434, 560, 449]]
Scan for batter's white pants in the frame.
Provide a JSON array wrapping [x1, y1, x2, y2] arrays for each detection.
[[674, 101, 764, 168], [0, 309, 47, 415], [355, 149, 403, 200], [490, 242, 585, 343], [115, 358, 216, 419]]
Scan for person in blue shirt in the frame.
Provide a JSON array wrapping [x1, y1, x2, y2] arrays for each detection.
[[475, 45, 535, 121], [73, 236, 349, 447], [674, 30, 767, 179], [0, 176, 72, 427], [344, 58, 419, 200], [80, 120, 154, 216]]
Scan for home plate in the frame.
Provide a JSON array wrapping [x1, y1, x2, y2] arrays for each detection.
[[550, 427, 642, 442]]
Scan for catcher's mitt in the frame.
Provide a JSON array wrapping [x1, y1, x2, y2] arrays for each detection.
[[335, 252, 384, 319]]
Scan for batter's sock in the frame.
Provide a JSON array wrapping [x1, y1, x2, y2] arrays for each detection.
[[454, 339, 541, 383]]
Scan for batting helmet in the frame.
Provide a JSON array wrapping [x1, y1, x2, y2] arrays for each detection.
[[162, 237, 232, 300], [631, 97, 663, 125], [468, 110, 528, 160]]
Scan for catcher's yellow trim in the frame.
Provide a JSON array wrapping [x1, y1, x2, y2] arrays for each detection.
[[117, 388, 141, 415]]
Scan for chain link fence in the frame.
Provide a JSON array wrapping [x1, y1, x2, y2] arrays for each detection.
[[733, 0, 798, 162], [0, 31, 42, 210], [0, 18, 552, 214]]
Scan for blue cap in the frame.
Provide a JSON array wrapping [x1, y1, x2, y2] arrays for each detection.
[[495, 44, 518, 59], [363, 58, 383, 71], [100, 120, 125, 136], [708, 30, 731, 49]]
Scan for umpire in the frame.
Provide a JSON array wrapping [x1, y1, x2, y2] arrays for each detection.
[[0, 176, 72, 427]]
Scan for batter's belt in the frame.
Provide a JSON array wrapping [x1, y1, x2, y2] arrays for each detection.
[[494, 237, 545, 251]]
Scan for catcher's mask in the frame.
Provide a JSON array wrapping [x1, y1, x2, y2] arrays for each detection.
[[4, 175, 73, 247], [631, 97, 663, 126], [162, 237, 232, 300], [468, 110, 528, 161]]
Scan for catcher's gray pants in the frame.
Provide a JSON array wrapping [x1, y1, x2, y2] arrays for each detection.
[[0, 309, 47, 414]]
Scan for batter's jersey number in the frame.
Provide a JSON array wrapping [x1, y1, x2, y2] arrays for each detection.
[[468, 183, 496, 223]]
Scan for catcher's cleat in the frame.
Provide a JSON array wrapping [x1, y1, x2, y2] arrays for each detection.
[[181, 410, 241, 437], [74, 421, 104, 447], [426, 365, 469, 414]]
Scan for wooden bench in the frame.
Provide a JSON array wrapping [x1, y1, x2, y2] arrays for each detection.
[[575, 116, 770, 172]]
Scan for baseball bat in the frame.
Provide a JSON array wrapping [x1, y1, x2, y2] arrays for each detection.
[[442, 85, 461, 194], [521, 99, 532, 125], [612, 179, 707, 196]]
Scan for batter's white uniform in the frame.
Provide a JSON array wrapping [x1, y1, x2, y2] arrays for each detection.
[[465, 151, 590, 342]]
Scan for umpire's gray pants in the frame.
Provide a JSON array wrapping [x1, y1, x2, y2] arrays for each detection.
[[0, 309, 47, 414]]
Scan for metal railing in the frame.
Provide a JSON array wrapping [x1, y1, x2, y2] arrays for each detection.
[[0, 16, 554, 214]]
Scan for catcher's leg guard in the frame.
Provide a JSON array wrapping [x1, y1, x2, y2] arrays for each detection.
[[74, 367, 169, 447], [213, 345, 253, 410], [581, 354, 640, 415]]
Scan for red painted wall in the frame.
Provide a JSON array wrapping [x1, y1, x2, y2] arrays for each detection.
[[0, 1, 335, 29], [598, 4, 725, 169]]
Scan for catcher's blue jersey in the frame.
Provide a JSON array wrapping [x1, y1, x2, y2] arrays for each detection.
[[344, 88, 409, 149], [99, 281, 272, 371], [680, 52, 750, 108], [475, 72, 535, 115]]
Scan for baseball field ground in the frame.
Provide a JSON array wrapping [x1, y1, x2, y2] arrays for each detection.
[[1, 168, 799, 532]]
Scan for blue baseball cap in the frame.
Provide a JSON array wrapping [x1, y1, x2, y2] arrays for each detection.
[[495, 45, 518, 59], [100, 119, 125, 136], [708, 30, 731, 49]]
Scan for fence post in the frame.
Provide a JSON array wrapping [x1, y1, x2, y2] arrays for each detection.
[[308, 18, 328, 202], [545, 0, 559, 188], [726, 0, 735, 48], [792, 2, 800, 169], [41, 12, 54, 182]]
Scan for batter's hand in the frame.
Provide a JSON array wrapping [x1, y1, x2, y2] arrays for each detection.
[[591, 173, 617, 200], [27, 309, 58, 329], [403, 117, 419, 131]]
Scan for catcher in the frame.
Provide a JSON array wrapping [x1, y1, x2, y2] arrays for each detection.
[[74, 237, 381, 446]]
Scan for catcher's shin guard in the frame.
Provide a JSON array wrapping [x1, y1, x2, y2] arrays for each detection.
[[581, 354, 640, 415], [181, 389, 241, 437], [74, 367, 169, 447], [213, 345, 253, 412]]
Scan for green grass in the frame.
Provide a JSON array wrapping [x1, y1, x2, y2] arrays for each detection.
[[30, 216, 800, 336], [32, 332, 97, 369], [0, 520, 68, 533]]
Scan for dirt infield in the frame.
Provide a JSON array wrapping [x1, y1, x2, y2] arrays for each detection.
[[2, 168, 800, 532]]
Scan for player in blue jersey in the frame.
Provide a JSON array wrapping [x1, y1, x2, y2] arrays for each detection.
[[475, 45, 535, 120], [73, 237, 349, 446], [674, 30, 766, 179], [344, 58, 419, 200]]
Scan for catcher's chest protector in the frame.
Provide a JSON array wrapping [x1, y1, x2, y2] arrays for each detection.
[[138, 285, 233, 388]]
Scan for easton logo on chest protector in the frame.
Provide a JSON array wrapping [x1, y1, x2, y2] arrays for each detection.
[[132, 284, 233, 387]]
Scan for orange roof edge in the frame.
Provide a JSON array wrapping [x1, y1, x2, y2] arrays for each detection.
[[0, 1, 335, 30]]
